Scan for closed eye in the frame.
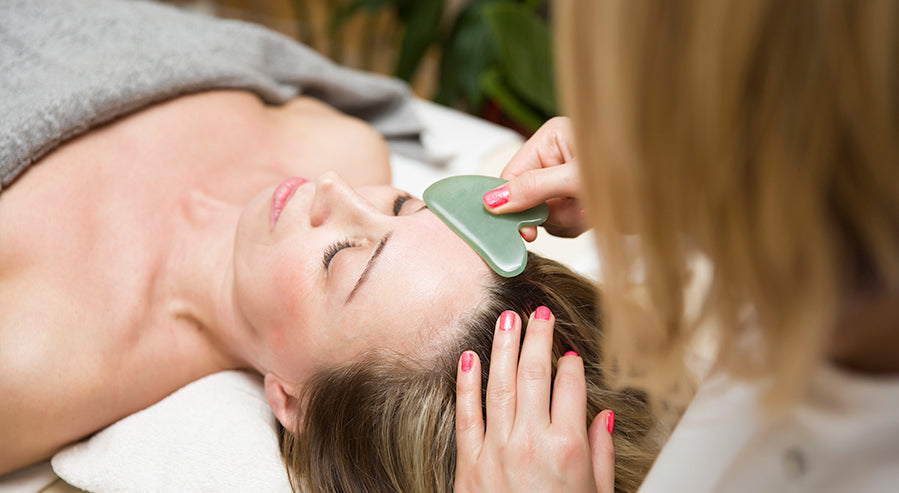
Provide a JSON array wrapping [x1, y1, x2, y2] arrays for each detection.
[[392, 194, 413, 216], [322, 238, 358, 270], [323, 194, 413, 272]]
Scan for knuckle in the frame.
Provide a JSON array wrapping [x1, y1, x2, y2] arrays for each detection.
[[554, 368, 585, 390], [561, 165, 580, 189], [518, 359, 549, 383], [487, 383, 516, 407], [507, 432, 539, 463], [515, 172, 541, 200], [544, 116, 570, 132], [546, 119, 575, 160], [455, 414, 479, 433], [548, 431, 586, 463]]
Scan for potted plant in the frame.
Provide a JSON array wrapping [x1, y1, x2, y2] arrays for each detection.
[[330, 0, 558, 134]]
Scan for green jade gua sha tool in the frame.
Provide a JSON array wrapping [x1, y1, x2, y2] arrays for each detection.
[[423, 175, 548, 277]]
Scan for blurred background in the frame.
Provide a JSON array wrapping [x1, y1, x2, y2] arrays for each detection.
[[162, 0, 556, 135]]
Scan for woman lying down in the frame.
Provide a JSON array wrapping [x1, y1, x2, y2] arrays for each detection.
[[0, 88, 662, 492], [0, 5, 663, 493]]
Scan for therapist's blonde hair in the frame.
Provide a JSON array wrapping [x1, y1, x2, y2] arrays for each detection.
[[556, 0, 898, 409]]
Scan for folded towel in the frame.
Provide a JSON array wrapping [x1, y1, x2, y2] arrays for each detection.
[[51, 371, 292, 493], [0, 0, 423, 192]]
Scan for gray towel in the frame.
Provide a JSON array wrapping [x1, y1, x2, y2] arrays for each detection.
[[0, 0, 423, 191]]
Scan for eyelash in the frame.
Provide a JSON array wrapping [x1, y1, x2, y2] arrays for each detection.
[[322, 238, 357, 269], [322, 194, 412, 270], [393, 194, 412, 215]]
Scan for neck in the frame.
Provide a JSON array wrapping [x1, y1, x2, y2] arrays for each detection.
[[163, 188, 262, 374]]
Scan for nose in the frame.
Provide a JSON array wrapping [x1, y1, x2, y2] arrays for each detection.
[[309, 172, 382, 229]]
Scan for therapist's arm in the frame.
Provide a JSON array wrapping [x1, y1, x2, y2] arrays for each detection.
[[482, 117, 589, 241], [454, 308, 615, 492]]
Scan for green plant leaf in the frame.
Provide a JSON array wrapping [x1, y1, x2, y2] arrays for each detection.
[[480, 67, 545, 131], [394, 0, 444, 81], [434, 0, 501, 110], [481, 3, 557, 115]]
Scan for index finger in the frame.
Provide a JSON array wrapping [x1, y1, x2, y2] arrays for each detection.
[[485, 163, 581, 214]]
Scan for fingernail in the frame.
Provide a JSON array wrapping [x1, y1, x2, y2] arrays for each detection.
[[460, 351, 473, 372], [534, 305, 551, 320], [519, 230, 527, 240], [606, 410, 615, 434], [564, 350, 578, 357], [499, 310, 516, 331], [483, 187, 510, 208]]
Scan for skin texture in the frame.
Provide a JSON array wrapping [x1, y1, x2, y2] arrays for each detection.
[[456, 118, 615, 492], [455, 309, 615, 493], [233, 173, 491, 428], [0, 90, 489, 475], [482, 117, 587, 242]]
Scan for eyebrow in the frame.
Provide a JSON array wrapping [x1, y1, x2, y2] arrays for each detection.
[[345, 232, 392, 304], [343, 202, 430, 304]]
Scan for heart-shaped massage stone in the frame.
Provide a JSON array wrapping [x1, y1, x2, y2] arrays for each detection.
[[423, 175, 548, 277]]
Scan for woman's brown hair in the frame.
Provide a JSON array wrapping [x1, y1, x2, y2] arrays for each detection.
[[279, 253, 668, 492]]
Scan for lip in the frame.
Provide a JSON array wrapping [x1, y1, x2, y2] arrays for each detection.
[[270, 177, 307, 231]]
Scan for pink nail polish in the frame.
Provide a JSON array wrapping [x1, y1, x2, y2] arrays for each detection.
[[460, 352, 473, 372], [483, 187, 510, 208], [534, 306, 551, 320], [564, 350, 578, 357], [499, 311, 516, 331], [606, 411, 615, 434]]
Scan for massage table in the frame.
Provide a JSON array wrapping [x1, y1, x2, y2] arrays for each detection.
[[0, 95, 600, 493]]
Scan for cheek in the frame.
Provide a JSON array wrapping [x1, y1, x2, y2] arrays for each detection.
[[243, 243, 317, 330], [270, 262, 308, 317], [266, 266, 323, 353], [264, 266, 318, 364]]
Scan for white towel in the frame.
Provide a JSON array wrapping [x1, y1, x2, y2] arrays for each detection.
[[51, 371, 292, 493]]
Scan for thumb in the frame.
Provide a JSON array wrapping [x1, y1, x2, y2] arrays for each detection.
[[589, 410, 615, 493], [483, 162, 580, 214]]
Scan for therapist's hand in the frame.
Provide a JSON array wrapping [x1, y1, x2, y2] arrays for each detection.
[[482, 117, 588, 241], [455, 308, 616, 493]]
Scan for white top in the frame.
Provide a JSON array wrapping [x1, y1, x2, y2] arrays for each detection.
[[639, 364, 899, 492]]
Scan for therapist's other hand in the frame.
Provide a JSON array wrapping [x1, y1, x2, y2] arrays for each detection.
[[455, 308, 616, 493], [483, 117, 587, 241]]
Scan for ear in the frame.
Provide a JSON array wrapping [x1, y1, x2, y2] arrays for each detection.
[[263, 372, 301, 431]]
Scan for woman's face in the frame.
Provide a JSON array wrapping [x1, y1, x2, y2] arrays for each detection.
[[233, 172, 491, 387]]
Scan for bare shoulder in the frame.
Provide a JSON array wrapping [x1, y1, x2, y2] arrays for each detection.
[[63, 90, 393, 191], [266, 96, 392, 187], [0, 284, 95, 475]]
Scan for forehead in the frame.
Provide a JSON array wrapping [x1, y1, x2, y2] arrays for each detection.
[[344, 210, 491, 354]]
